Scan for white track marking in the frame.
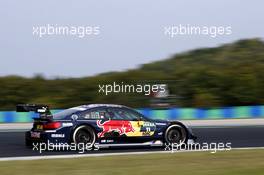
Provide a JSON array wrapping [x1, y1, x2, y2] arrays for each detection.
[[0, 147, 264, 161]]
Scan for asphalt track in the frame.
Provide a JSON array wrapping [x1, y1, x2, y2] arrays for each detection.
[[0, 126, 264, 158]]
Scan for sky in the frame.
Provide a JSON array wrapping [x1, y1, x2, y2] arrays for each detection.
[[0, 0, 263, 78]]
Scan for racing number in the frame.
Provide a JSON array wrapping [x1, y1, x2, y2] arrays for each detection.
[[146, 127, 151, 132]]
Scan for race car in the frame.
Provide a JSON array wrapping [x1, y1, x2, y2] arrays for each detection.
[[17, 104, 197, 149]]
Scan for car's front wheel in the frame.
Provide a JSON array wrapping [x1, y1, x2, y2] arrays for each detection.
[[164, 124, 187, 145], [73, 125, 96, 150]]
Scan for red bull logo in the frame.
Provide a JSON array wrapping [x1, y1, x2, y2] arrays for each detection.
[[97, 120, 135, 138]]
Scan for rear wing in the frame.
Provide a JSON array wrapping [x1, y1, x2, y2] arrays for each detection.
[[16, 104, 52, 120]]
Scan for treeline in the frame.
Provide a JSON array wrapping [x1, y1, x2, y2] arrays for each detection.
[[1, 38, 264, 110]]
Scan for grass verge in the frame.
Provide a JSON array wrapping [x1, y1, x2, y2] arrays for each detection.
[[0, 149, 264, 175]]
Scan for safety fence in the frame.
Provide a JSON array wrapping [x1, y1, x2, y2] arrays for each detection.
[[0, 106, 264, 123]]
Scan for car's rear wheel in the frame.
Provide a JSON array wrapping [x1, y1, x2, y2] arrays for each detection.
[[164, 124, 187, 145], [73, 125, 96, 150]]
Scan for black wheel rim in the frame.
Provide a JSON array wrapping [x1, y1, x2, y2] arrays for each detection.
[[167, 129, 182, 144], [76, 130, 92, 144]]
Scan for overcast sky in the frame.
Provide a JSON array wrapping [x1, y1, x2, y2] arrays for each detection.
[[0, 0, 263, 78]]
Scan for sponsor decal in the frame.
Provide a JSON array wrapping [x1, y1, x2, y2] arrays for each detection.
[[142, 122, 155, 127], [31, 131, 40, 138], [51, 134, 65, 138], [140, 122, 156, 136], [142, 131, 152, 136], [155, 123, 167, 126], [158, 132, 163, 135], [37, 107, 48, 113], [101, 139, 114, 143], [36, 125, 43, 130], [97, 120, 135, 138], [62, 123, 73, 127]]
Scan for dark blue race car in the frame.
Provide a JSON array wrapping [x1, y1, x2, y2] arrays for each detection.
[[17, 104, 196, 149]]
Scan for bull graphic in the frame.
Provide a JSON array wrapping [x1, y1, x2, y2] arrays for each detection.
[[97, 120, 135, 138]]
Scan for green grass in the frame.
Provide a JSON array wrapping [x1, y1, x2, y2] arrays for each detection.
[[0, 149, 264, 175]]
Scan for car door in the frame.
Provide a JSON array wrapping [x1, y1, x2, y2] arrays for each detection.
[[111, 107, 156, 143], [78, 107, 130, 144]]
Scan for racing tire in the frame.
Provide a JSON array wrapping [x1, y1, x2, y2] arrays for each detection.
[[164, 124, 187, 146], [73, 125, 96, 151]]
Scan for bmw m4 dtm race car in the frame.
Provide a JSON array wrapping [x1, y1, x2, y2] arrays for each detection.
[[17, 104, 197, 149]]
